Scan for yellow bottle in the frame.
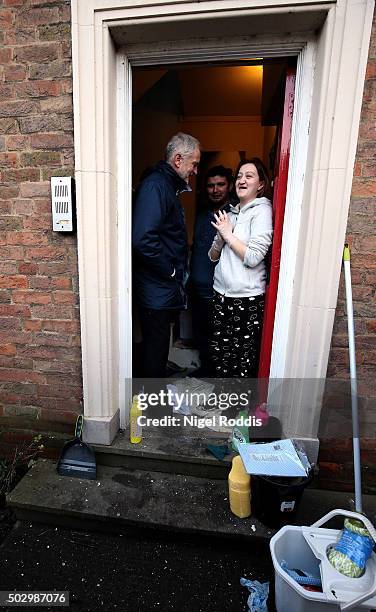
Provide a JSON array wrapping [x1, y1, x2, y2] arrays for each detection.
[[130, 395, 142, 444], [228, 455, 251, 518]]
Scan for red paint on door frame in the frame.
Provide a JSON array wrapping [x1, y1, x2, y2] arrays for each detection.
[[258, 64, 296, 386]]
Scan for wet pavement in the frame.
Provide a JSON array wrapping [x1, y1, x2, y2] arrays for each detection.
[[0, 520, 275, 611]]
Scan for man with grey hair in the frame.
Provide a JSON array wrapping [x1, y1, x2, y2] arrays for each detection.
[[133, 132, 201, 377]]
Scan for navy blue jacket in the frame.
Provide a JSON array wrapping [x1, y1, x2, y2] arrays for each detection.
[[190, 202, 231, 299], [132, 161, 189, 310]]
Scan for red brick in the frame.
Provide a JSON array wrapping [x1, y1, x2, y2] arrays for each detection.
[[38, 22, 70, 42], [353, 161, 362, 177], [0, 246, 24, 260], [29, 60, 71, 80], [0, 84, 14, 99], [3, 64, 27, 81], [24, 319, 41, 331], [17, 344, 76, 360], [19, 182, 49, 197], [14, 43, 59, 63], [42, 319, 79, 333], [18, 7, 59, 27], [2, 168, 40, 183], [30, 132, 73, 149], [24, 319, 42, 331], [12, 290, 51, 305], [39, 407, 79, 424], [37, 384, 82, 399], [61, 40, 71, 60], [5, 28, 37, 45], [12, 199, 33, 215], [30, 304, 76, 319], [362, 162, 376, 177], [0, 304, 31, 317], [53, 291, 77, 304], [7, 230, 48, 246], [0, 275, 28, 289], [366, 59, 376, 79], [0, 330, 32, 344], [358, 235, 376, 251], [0, 368, 46, 384], [0, 9, 13, 27], [366, 320, 376, 333], [20, 151, 61, 167], [351, 179, 376, 197], [29, 276, 71, 290], [0, 261, 17, 274], [14, 80, 62, 99], [0, 100, 37, 118], [4, 0, 25, 6], [0, 118, 18, 134], [39, 95, 72, 113], [24, 246, 67, 261], [0, 201, 12, 215], [44, 372, 82, 387], [0, 185, 19, 199], [0, 316, 22, 330], [23, 215, 51, 230], [32, 198, 50, 213], [352, 285, 374, 300], [33, 359, 78, 373], [58, 4, 71, 21], [0, 344, 16, 356], [34, 331, 71, 347], [0, 152, 18, 168], [0, 48, 12, 64], [6, 135, 30, 150], [37, 261, 77, 276], [18, 115, 62, 133]]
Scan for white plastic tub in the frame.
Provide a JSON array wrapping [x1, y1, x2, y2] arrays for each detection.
[[270, 510, 376, 612]]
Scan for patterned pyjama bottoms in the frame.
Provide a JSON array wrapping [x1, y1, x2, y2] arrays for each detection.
[[210, 291, 265, 378]]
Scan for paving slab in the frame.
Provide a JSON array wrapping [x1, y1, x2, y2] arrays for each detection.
[[7, 459, 275, 540], [8, 459, 376, 544]]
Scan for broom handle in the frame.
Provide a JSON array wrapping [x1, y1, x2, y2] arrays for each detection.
[[343, 245, 362, 514]]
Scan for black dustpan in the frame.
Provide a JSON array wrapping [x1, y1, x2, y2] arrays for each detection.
[[57, 415, 96, 480]]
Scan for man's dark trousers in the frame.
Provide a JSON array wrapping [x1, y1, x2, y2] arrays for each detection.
[[138, 308, 176, 378]]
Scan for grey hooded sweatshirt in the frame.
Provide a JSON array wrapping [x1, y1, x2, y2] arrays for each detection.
[[209, 196, 273, 298]]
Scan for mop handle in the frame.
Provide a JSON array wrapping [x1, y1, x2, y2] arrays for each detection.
[[311, 509, 376, 612], [343, 245, 362, 514], [75, 414, 83, 439]]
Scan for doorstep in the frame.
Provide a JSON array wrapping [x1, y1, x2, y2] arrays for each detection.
[[7, 459, 376, 542], [7, 459, 273, 540], [91, 428, 233, 479]]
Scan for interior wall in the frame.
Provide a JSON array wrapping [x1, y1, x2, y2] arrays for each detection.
[[132, 66, 277, 243]]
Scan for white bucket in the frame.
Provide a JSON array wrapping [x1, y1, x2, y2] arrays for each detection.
[[270, 510, 376, 612]]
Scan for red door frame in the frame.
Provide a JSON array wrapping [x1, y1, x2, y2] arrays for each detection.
[[258, 63, 296, 386]]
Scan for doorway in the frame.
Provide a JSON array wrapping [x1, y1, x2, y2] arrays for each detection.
[[131, 59, 294, 442], [132, 60, 290, 384]]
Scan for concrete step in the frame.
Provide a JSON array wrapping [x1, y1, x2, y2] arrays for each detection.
[[8, 459, 376, 545], [7, 459, 274, 541], [90, 417, 283, 479], [91, 429, 232, 479]]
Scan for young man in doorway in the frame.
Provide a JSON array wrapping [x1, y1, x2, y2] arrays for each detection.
[[189, 165, 235, 376], [132, 132, 201, 378]]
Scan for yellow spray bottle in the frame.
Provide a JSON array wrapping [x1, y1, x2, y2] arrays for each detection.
[[130, 395, 142, 444]]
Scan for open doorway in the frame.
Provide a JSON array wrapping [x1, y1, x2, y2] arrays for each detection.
[[132, 59, 291, 385]]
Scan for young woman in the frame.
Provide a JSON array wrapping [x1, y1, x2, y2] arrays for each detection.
[[208, 158, 273, 378]]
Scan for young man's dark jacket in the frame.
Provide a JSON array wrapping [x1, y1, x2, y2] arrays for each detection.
[[132, 160, 190, 310]]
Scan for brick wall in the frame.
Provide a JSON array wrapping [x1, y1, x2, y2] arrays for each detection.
[[0, 0, 81, 434], [0, 1, 374, 488], [320, 12, 376, 493]]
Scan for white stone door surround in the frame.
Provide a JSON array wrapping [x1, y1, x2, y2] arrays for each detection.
[[71, 0, 374, 445]]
